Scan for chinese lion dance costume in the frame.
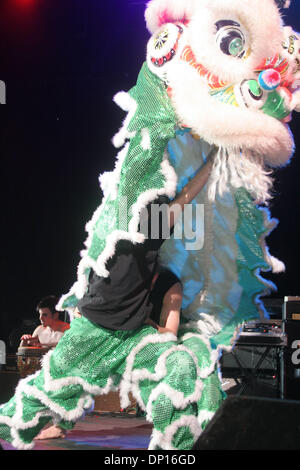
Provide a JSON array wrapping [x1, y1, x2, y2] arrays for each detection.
[[1, 0, 299, 451]]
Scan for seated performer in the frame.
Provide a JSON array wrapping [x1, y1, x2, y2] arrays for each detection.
[[20, 296, 70, 348], [19, 296, 70, 441]]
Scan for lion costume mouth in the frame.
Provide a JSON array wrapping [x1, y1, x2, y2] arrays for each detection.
[[180, 44, 293, 121]]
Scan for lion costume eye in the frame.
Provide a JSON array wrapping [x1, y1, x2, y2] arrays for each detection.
[[215, 20, 246, 58], [235, 79, 268, 110]]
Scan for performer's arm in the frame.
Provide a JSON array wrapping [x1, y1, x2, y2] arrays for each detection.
[[145, 282, 182, 336], [168, 155, 214, 229], [158, 282, 182, 335], [144, 155, 215, 335], [20, 329, 41, 347]]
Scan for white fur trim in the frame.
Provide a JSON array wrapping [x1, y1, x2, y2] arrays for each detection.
[[119, 328, 221, 414], [258, 206, 286, 274], [180, 332, 220, 379], [266, 255, 286, 273], [112, 92, 137, 148], [149, 414, 201, 450], [141, 128, 151, 150], [128, 153, 177, 234], [145, 379, 203, 422], [0, 373, 56, 450], [41, 349, 116, 398], [98, 144, 129, 202], [197, 409, 215, 427], [119, 332, 177, 408], [140, 345, 204, 412]]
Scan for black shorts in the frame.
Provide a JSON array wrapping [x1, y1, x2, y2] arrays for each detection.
[[149, 268, 181, 325]]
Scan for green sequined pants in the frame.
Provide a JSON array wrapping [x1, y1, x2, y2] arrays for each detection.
[[0, 316, 225, 450]]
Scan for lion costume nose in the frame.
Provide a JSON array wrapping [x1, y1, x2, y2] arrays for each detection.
[[258, 69, 282, 91]]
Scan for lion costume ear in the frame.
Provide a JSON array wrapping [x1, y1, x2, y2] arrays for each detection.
[[145, 0, 196, 34]]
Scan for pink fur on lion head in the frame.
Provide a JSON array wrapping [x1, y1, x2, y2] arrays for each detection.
[[145, 0, 197, 34], [145, 0, 291, 34]]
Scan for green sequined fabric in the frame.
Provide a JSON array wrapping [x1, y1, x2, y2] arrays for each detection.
[[0, 317, 224, 450], [211, 187, 273, 347], [61, 63, 178, 309]]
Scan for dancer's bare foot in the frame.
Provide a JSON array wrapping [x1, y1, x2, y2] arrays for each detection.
[[35, 425, 67, 440]]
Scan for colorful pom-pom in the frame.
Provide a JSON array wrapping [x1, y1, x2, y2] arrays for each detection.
[[258, 69, 281, 91]]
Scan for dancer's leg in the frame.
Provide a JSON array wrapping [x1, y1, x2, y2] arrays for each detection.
[[35, 424, 67, 440], [119, 330, 225, 450]]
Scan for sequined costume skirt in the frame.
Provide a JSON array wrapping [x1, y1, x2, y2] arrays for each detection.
[[0, 316, 225, 450]]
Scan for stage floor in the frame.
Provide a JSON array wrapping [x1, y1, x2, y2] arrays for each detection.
[[0, 412, 152, 451]]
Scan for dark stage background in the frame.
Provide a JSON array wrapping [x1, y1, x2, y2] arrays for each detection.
[[0, 0, 299, 350]]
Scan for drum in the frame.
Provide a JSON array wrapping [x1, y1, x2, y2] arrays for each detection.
[[94, 391, 137, 414], [16, 346, 51, 378]]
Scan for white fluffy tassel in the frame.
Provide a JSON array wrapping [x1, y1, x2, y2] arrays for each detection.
[[208, 148, 273, 204]]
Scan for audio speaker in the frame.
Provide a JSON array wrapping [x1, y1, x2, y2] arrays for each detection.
[[193, 396, 300, 450]]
